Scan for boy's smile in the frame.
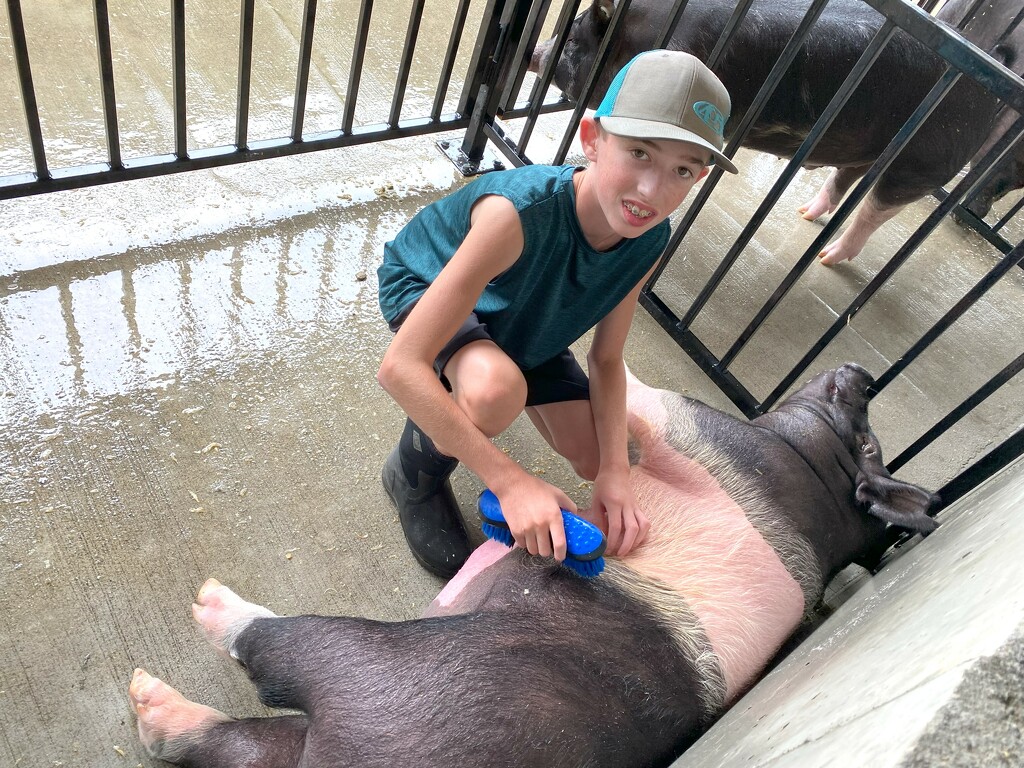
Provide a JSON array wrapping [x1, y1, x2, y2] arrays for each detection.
[[575, 117, 711, 251]]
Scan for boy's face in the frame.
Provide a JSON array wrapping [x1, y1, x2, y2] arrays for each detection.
[[580, 118, 711, 240]]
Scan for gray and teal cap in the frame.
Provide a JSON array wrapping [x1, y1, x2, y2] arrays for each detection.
[[594, 50, 738, 174]]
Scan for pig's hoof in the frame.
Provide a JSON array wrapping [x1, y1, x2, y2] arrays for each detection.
[[818, 240, 854, 266], [192, 578, 277, 659], [129, 668, 231, 760], [798, 193, 834, 221]]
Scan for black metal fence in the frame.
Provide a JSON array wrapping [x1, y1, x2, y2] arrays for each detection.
[[1, 0, 487, 197], [2, 0, 1022, 508], [481, 0, 1024, 508]]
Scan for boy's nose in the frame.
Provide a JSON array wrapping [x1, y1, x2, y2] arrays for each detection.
[[636, 169, 660, 199]]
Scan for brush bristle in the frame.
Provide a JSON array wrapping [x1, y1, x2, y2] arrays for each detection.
[[481, 522, 514, 548], [564, 556, 604, 579]]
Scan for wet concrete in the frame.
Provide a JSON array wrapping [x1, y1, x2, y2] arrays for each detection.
[[0, 138, 740, 766], [2, 2, 1023, 766]]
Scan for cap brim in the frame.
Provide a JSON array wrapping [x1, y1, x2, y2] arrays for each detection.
[[600, 116, 739, 174]]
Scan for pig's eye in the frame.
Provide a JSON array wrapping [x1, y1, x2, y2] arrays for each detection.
[[829, 383, 839, 400]]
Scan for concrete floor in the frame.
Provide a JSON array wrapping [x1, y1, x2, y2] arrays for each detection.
[[2, 1, 1023, 766]]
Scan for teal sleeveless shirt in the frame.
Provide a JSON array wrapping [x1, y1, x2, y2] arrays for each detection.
[[377, 164, 669, 370]]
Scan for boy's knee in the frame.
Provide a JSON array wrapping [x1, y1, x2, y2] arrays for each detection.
[[451, 365, 527, 437]]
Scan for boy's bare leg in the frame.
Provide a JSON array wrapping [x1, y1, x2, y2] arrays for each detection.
[[527, 400, 600, 481], [382, 340, 528, 578], [437, 340, 528, 455]]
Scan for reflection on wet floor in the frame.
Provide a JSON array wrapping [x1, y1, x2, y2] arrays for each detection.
[[0, 142, 464, 422]]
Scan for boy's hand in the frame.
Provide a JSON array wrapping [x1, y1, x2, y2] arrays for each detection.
[[592, 468, 649, 556], [497, 477, 577, 562]]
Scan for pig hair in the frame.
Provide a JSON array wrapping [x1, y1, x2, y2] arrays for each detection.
[[603, 559, 728, 716], [656, 391, 825, 609]]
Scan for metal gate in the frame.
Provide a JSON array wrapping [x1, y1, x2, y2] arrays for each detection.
[[478, 0, 1024, 510], [2, 0, 1022, 509]]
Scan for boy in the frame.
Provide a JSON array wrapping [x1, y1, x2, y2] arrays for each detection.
[[376, 50, 738, 578]]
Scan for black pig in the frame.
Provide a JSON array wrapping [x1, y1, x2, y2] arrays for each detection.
[[531, 0, 1006, 264], [938, 0, 1024, 221]]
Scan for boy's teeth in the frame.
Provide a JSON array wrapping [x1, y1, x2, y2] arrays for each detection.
[[626, 203, 652, 218]]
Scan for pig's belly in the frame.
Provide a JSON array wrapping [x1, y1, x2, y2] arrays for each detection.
[[429, 539, 512, 615], [624, 463, 805, 702]]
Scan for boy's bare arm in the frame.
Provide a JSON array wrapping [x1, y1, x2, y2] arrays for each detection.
[[586, 265, 657, 556], [377, 195, 574, 559]]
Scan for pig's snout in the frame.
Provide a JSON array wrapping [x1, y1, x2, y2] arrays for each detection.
[[835, 363, 874, 396]]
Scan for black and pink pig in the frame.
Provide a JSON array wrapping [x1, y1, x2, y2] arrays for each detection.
[[129, 364, 938, 768]]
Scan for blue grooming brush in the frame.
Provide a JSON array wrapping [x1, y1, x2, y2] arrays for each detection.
[[477, 488, 606, 578]]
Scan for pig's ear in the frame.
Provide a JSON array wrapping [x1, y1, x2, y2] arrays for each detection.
[[594, 0, 615, 27], [854, 434, 941, 534], [855, 472, 940, 534]]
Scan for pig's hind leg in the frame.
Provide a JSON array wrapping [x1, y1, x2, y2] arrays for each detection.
[[129, 668, 307, 768], [193, 578, 384, 720], [192, 578, 278, 660], [798, 165, 867, 221]]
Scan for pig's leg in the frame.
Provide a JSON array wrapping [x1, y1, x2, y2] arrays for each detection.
[[191, 578, 278, 661], [129, 668, 307, 768], [193, 579, 379, 717], [818, 193, 902, 265], [798, 165, 868, 221]]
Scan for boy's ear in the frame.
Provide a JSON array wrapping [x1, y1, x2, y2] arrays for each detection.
[[697, 166, 710, 181], [579, 116, 601, 162]]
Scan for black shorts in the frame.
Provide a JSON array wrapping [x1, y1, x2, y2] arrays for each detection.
[[388, 307, 590, 407]]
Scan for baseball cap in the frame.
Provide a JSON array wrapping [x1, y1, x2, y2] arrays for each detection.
[[594, 50, 738, 174]]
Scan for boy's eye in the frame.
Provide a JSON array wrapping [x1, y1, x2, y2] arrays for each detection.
[[630, 148, 648, 160], [677, 167, 694, 178]]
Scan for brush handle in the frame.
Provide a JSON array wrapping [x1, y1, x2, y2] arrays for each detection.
[[477, 489, 606, 562]]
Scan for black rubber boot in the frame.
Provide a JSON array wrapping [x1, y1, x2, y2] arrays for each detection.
[[381, 419, 470, 579]]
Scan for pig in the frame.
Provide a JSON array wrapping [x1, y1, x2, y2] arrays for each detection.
[[530, 0, 1006, 264], [937, 0, 1024, 222], [128, 363, 939, 768]]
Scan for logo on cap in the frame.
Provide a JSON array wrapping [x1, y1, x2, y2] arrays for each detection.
[[693, 101, 726, 136]]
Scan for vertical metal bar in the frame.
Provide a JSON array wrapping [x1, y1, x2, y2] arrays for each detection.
[[758, 71, 986, 411], [6, 0, 48, 177], [431, 0, 473, 121], [647, 19, 897, 318], [706, 0, 755, 70], [171, 0, 187, 158], [460, 0, 532, 165], [648, 0, 836, 317], [936, 426, 1024, 509], [874, 239, 1024, 394], [994, 193, 1024, 232], [236, 0, 255, 149], [93, 0, 122, 169], [389, 0, 426, 128], [291, 0, 318, 141], [553, 0, 632, 164], [457, 0, 507, 120], [498, 0, 554, 112], [516, 0, 580, 156], [342, 0, 374, 133], [654, 0, 691, 50]]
